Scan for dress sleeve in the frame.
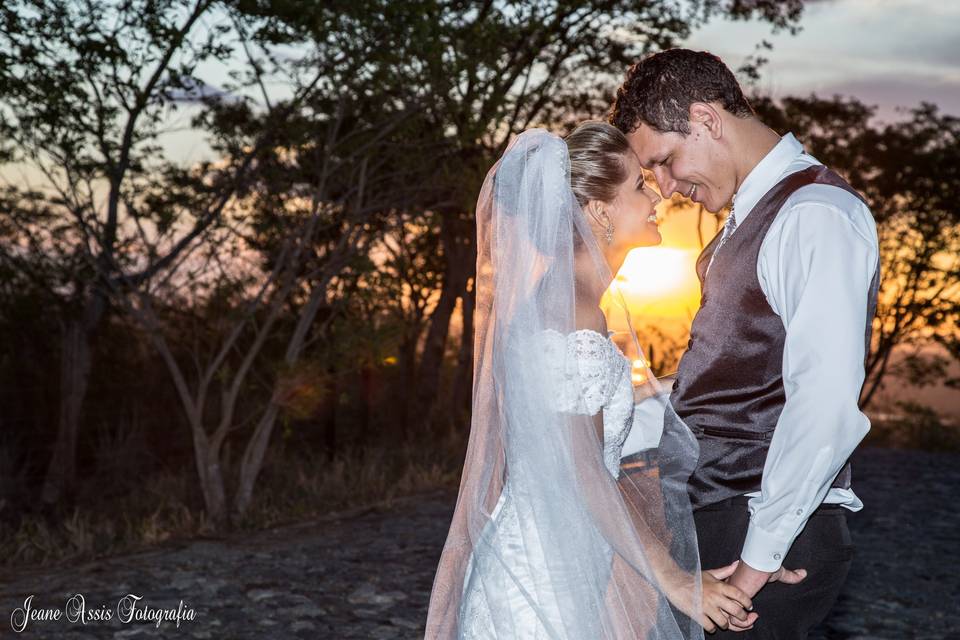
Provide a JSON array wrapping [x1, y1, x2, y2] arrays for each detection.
[[540, 329, 620, 416]]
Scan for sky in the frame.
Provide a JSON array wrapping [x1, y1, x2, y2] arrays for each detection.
[[155, 0, 960, 165], [683, 0, 960, 121]]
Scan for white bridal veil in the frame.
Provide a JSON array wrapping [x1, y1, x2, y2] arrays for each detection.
[[425, 129, 703, 639]]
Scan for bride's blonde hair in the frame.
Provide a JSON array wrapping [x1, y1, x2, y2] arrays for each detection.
[[564, 121, 631, 207]]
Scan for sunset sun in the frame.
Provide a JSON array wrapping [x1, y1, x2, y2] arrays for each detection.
[[603, 246, 703, 325]]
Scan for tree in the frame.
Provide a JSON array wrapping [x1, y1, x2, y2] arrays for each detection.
[[252, 0, 807, 435], [111, 2, 441, 524], [0, 0, 811, 519], [0, 0, 245, 504], [752, 96, 960, 408]]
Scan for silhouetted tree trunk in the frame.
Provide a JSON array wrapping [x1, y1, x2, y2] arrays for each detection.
[[411, 215, 474, 434], [41, 293, 106, 505], [233, 233, 365, 517], [450, 274, 476, 429]]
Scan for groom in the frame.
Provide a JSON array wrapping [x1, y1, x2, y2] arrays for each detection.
[[611, 50, 880, 638]]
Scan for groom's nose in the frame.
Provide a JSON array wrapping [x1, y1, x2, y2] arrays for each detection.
[[651, 167, 679, 197]]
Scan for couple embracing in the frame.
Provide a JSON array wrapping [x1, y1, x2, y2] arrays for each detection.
[[425, 49, 879, 640]]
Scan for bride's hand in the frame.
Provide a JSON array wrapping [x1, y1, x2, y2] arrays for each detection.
[[701, 561, 757, 633]]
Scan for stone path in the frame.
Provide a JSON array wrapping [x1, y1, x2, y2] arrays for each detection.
[[1, 446, 958, 639]]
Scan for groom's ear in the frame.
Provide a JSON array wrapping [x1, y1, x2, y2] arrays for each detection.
[[688, 102, 723, 141]]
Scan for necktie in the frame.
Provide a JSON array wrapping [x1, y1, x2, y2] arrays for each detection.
[[705, 208, 737, 277]]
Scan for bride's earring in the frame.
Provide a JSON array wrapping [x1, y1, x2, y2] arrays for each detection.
[[594, 205, 614, 244]]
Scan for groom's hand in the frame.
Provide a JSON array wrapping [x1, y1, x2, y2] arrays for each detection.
[[729, 558, 808, 598], [723, 561, 769, 633], [724, 559, 808, 632], [727, 560, 772, 599]]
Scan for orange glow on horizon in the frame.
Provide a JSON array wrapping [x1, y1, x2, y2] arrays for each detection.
[[603, 246, 703, 330]]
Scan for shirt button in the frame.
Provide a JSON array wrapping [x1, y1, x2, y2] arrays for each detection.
[[796, 508, 803, 515], [773, 552, 781, 561]]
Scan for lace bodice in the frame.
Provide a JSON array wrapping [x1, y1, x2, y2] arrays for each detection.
[[541, 328, 635, 477]]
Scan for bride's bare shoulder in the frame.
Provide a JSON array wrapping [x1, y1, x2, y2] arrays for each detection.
[[574, 302, 608, 337], [537, 304, 609, 348]]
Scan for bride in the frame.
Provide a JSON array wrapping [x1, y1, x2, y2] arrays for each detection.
[[424, 124, 752, 639]]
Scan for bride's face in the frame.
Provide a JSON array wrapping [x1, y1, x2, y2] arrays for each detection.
[[601, 151, 663, 248]]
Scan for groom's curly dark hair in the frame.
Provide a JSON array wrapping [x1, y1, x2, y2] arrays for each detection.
[[610, 49, 755, 136]]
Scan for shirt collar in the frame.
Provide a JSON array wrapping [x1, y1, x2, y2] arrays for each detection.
[[731, 132, 804, 223]]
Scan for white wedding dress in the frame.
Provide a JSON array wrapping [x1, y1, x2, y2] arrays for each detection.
[[426, 129, 700, 640], [458, 328, 646, 638]]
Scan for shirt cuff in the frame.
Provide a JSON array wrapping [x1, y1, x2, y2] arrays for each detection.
[[740, 521, 796, 572]]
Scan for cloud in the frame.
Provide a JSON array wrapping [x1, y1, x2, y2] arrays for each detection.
[[814, 76, 960, 120], [685, 0, 960, 118], [163, 76, 239, 104]]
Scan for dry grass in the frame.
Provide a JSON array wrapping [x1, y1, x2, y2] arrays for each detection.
[[236, 433, 464, 528], [0, 431, 465, 571], [865, 402, 960, 451]]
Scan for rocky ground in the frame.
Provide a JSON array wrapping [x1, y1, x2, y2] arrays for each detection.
[[1, 446, 958, 639]]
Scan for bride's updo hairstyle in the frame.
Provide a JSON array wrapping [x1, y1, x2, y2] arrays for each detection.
[[563, 121, 631, 208], [489, 124, 630, 256]]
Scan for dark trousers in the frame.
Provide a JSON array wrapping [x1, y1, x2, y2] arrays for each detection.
[[694, 496, 854, 639]]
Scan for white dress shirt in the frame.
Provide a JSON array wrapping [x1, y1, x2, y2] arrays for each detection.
[[727, 133, 880, 572]]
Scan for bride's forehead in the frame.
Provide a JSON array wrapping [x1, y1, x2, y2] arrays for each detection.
[[620, 149, 643, 176]]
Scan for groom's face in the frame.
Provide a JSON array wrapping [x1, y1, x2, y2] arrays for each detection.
[[626, 120, 732, 214]]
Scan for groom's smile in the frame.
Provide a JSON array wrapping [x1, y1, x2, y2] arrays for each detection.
[[624, 114, 735, 214]]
